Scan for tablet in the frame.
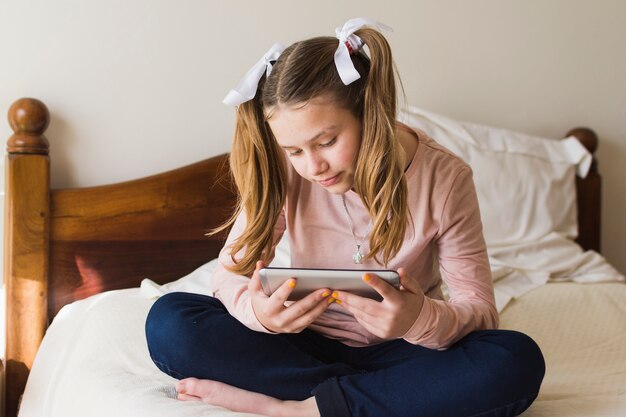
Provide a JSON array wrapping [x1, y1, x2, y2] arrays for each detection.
[[258, 267, 400, 301]]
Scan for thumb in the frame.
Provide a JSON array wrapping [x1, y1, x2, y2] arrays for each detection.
[[248, 261, 266, 293], [397, 267, 421, 294]]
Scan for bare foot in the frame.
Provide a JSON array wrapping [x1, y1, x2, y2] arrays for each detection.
[[177, 378, 320, 417]]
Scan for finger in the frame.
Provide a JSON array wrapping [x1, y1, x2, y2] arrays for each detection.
[[287, 290, 333, 331], [268, 276, 298, 305], [362, 273, 400, 302], [335, 295, 376, 317], [331, 289, 373, 311], [397, 267, 421, 294], [336, 299, 386, 335], [330, 290, 380, 311], [332, 290, 380, 322], [248, 261, 267, 294], [280, 288, 330, 321], [255, 277, 297, 321]]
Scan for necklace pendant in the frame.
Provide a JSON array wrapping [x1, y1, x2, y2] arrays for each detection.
[[341, 195, 367, 265], [353, 246, 363, 264]]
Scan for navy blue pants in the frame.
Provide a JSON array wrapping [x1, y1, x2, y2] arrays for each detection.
[[145, 292, 545, 417]]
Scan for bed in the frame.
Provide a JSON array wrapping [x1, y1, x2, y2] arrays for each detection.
[[4, 97, 625, 417]]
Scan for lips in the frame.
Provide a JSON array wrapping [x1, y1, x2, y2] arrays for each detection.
[[318, 173, 341, 187]]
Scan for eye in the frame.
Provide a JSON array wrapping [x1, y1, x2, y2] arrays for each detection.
[[320, 137, 337, 148], [288, 149, 303, 157]]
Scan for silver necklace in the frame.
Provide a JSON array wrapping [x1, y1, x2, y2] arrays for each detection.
[[340, 194, 366, 264]]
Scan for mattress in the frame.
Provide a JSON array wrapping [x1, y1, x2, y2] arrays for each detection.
[[19, 280, 626, 417]]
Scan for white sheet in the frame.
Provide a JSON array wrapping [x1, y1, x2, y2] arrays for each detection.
[[19, 260, 626, 417], [491, 233, 625, 310]]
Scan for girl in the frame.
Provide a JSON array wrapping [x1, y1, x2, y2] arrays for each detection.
[[146, 18, 545, 417]]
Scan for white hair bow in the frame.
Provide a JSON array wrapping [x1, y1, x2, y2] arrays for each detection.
[[223, 43, 286, 106], [334, 18, 393, 85]]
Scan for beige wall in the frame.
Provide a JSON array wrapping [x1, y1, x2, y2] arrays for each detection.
[[1, 0, 624, 275]]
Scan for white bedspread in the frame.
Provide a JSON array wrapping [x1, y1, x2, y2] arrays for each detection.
[[500, 282, 626, 417], [19, 269, 626, 417], [19, 287, 263, 417]]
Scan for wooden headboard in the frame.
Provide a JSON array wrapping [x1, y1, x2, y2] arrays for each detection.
[[3, 98, 238, 417], [3, 97, 601, 417]]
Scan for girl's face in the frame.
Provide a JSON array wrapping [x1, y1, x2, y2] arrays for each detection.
[[267, 98, 362, 195]]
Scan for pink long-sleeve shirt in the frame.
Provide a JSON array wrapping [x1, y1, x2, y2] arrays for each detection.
[[210, 125, 498, 349]]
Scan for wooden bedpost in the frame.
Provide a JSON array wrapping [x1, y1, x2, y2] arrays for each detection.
[[567, 127, 601, 253], [4, 98, 50, 417]]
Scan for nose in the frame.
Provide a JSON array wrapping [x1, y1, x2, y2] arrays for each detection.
[[307, 153, 328, 177]]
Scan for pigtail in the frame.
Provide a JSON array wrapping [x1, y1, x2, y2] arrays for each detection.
[[212, 83, 287, 277], [352, 28, 408, 266]]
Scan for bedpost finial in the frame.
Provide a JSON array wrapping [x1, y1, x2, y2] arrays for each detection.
[[566, 127, 598, 154], [7, 97, 50, 154]]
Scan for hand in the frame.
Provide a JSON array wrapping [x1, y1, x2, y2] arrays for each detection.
[[248, 261, 332, 333], [332, 268, 425, 339]]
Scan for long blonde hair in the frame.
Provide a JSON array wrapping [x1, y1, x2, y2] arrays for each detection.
[[215, 28, 408, 276]]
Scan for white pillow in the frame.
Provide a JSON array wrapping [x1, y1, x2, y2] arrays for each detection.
[[399, 106, 592, 247]]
